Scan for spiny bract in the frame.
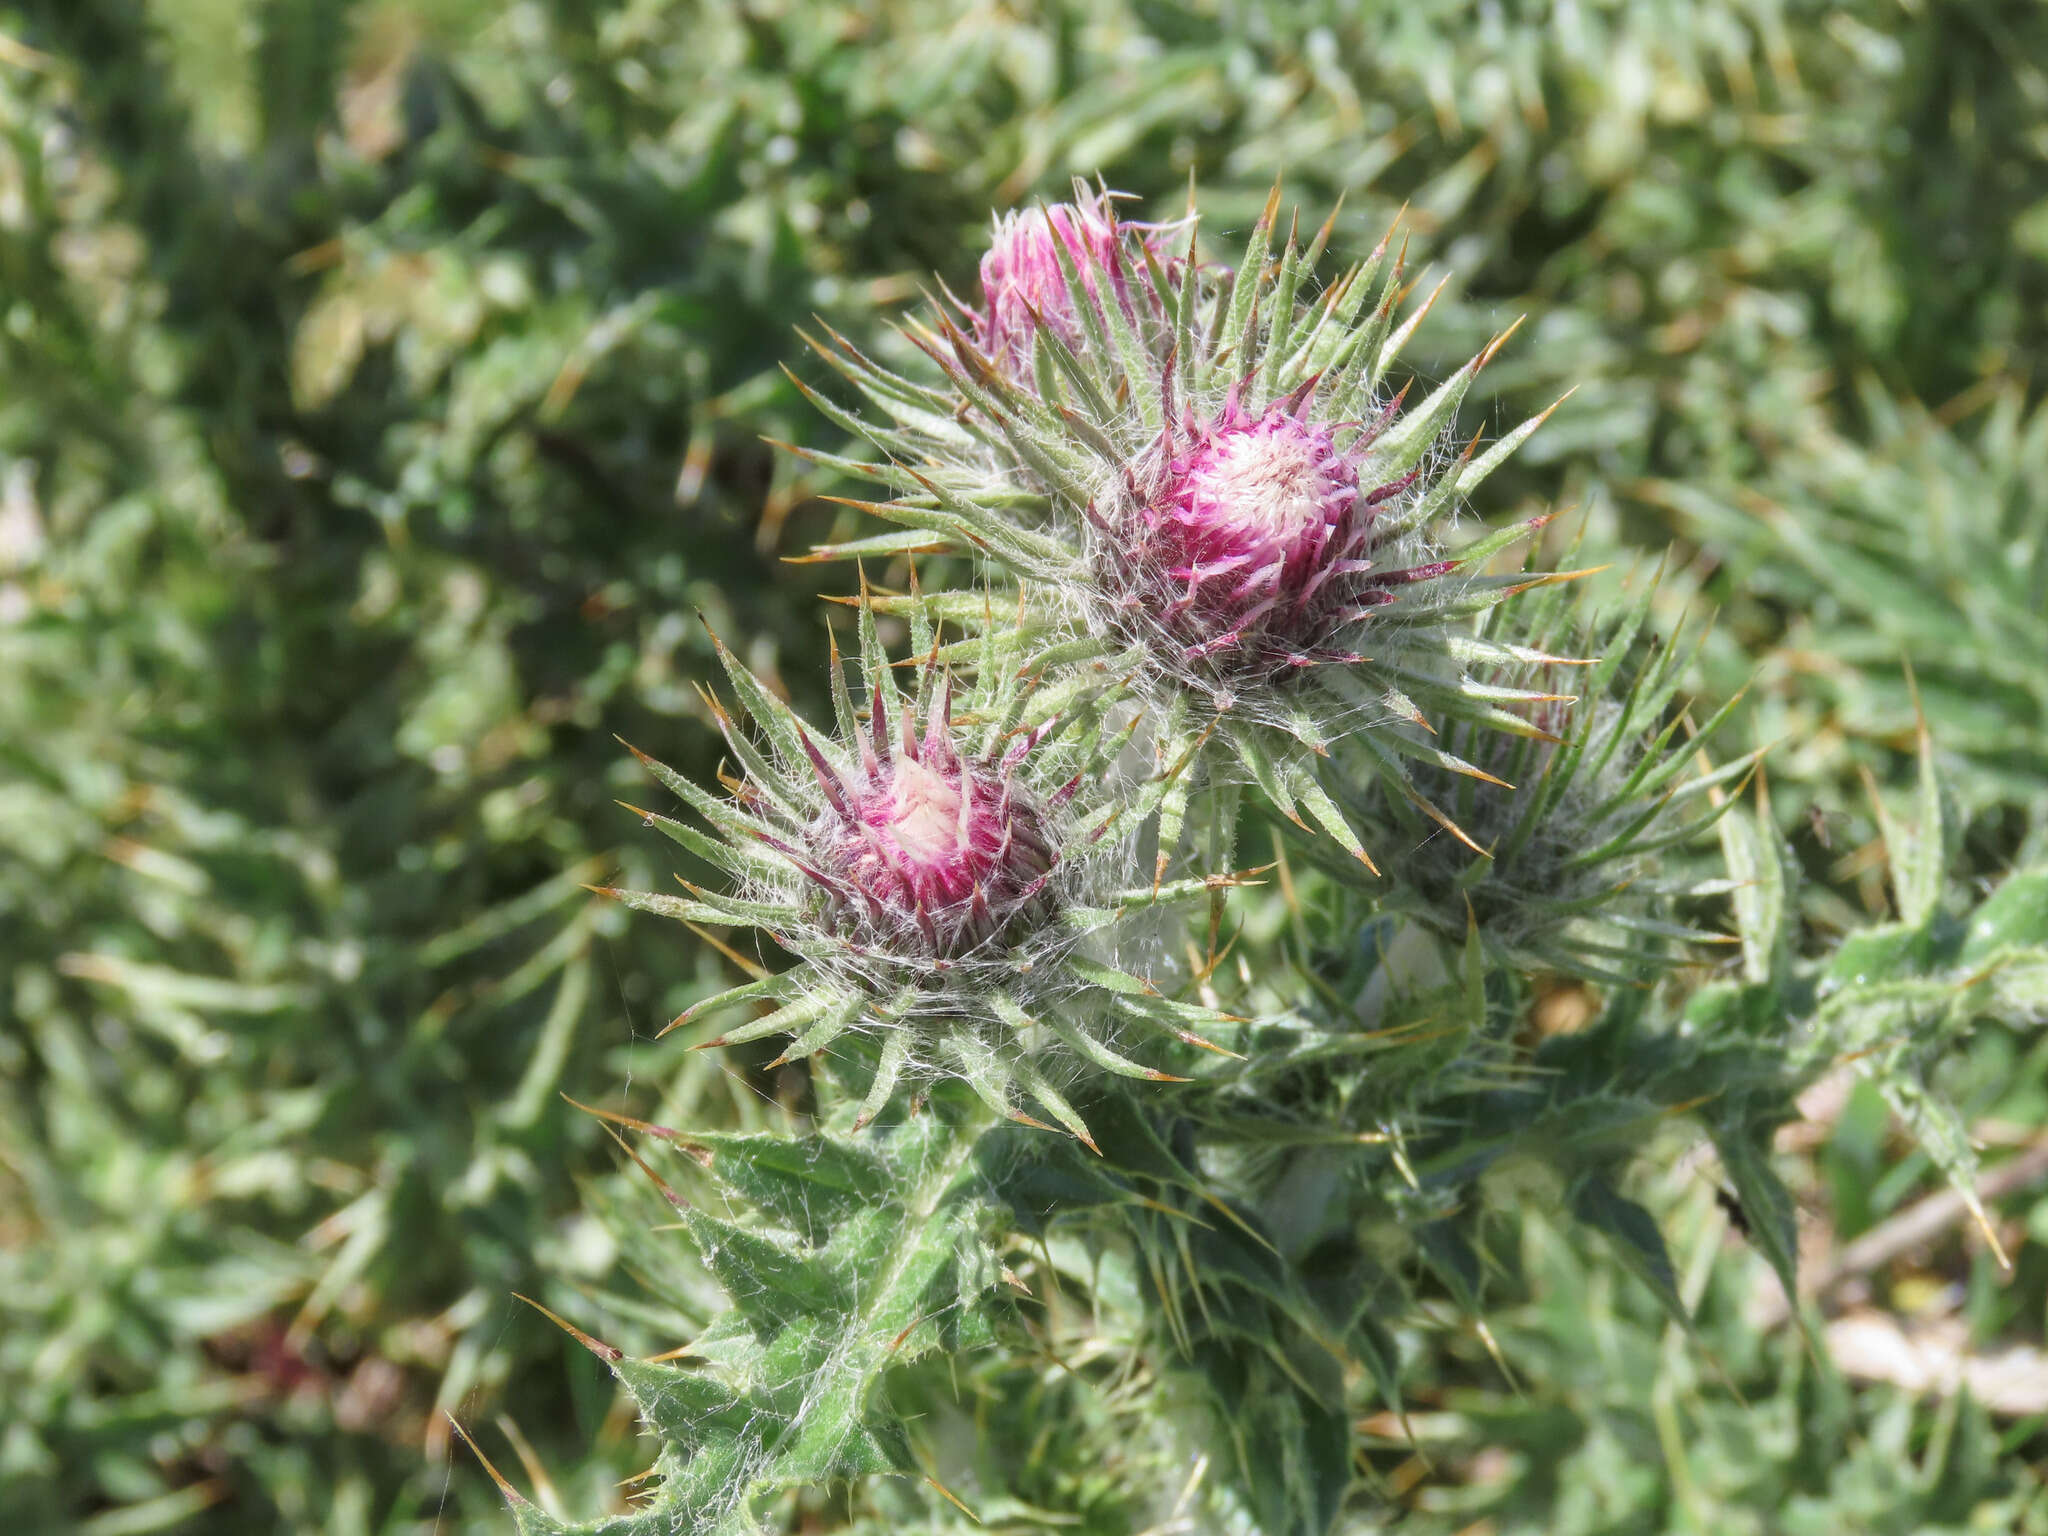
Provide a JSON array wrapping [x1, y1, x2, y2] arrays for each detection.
[[790, 182, 1575, 872], [598, 597, 1246, 1141], [1331, 561, 1761, 979]]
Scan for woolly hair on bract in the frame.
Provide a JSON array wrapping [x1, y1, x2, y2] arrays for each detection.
[[782, 181, 1577, 872], [594, 592, 1247, 1144]]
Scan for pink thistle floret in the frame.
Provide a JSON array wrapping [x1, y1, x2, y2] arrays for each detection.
[[974, 193, 1127, 373], [1106, 389, 1437, 680], [802, 687, 1061, 959]]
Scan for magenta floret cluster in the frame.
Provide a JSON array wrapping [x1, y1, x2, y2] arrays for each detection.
[[800, 690, 1062, 959], [1101, 391, 1442, 680]]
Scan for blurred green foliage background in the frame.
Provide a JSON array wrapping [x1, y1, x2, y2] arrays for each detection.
[[2, 0, 2046, 1531]]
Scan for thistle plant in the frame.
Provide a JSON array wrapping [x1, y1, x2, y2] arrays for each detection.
[[19, 4, 2048, 1532], [473, 186, 2032, 1536]]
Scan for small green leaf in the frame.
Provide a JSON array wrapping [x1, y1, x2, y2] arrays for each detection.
[[1573, 1175, 1688, 1329]]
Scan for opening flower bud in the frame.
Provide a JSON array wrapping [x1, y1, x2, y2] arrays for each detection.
[[974, 194, 1125, 374], [807, 691, 1058, 958], [1105, 393, 1427, 682]]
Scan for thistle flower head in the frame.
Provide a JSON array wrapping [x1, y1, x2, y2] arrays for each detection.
[[808, 684, 1059, 958], [1105, 387, 1441, 684], [598, 603, 1245, 1139], [974, 192, 1126, 373]]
